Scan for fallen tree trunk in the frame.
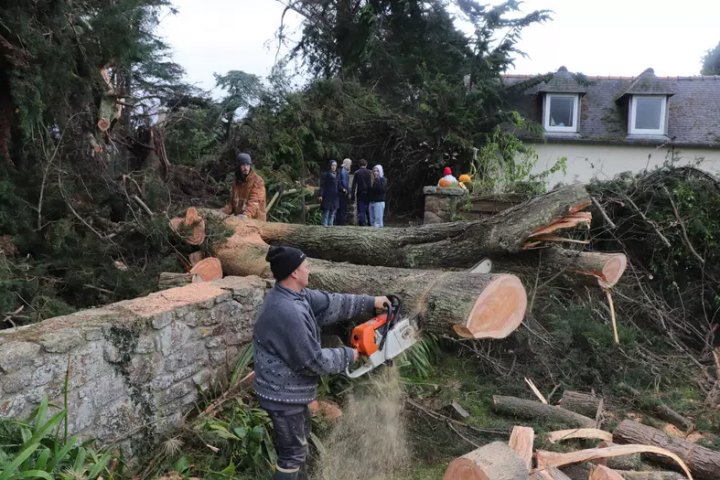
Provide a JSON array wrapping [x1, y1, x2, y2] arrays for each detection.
[[558, 391, 604, 418], [213, 234, 527, 338], [613, 419, 719, 480], [308, 261, 526, 339], [443, 441, 529, 480], [493, 395, 597, 428], [492, 249, 627, 289], [204, 184, 591, 269]]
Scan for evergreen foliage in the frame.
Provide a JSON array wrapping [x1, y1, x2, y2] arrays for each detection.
[[701, 41, 720, 75]]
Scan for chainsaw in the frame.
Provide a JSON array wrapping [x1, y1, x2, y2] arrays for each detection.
[[345, 295, 420, 378]]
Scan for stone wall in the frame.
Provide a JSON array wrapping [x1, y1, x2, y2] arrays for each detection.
[[0, 275, 268, 457], [423, 187, 527, 224]]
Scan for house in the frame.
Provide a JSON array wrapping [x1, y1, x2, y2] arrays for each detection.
[[504, 67, 720, 185]]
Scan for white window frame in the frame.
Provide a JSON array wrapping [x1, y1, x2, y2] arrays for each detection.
[[629, 95, 667, 135], [543, 94, 579, 133]]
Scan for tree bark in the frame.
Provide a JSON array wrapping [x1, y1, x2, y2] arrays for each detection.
[[493, 395, 597, 428], [616, 471, 686, 480], [443, 441, 529, 480], [614, 419, 719, 480], [558, 391, 604, 418], [208, 184, 591, 269], [308, 260, 526, 339], [492, 249, 627, 289], [158, 272, 193, 289]]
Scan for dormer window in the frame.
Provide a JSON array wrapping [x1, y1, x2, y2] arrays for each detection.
[[629, 95, 667, 135], [543, 94, 579, 133]]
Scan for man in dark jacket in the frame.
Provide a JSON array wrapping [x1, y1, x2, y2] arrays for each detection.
[[350, 158, 372, 226], [254, 245, 388, 479], [334, 158, 351, 225]]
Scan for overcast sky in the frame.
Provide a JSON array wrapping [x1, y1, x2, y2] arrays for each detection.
[[158, 0, 720, 94]]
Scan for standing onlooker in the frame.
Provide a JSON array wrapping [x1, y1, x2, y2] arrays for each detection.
[[368, 164, 387, 228], [222, 152, 267, 221], [319, 159, 340, 227], [438, 166, 459, 186], [351, 158, 372, 226], [335, 158, 352, 225]]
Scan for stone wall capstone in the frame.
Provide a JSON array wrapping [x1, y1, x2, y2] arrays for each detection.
[[0, 275, 268, 458]]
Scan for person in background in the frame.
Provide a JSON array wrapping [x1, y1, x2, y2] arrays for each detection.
[[351, 158, 372, 226], [368, 164, 387, 228], [253, 245, 389, 479], [335, 158, 352, 225], [438, 166, 459, 186], [223, 152, 267, 220], [318, 159, 340, 227]]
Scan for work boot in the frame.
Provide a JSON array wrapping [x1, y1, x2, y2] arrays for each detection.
[[272, 467, 299, 480]]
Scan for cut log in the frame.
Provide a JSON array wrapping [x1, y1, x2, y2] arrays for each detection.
[[590, 465, 624, 480], [558, 391, 604, 418], [534, 444, 693, 480], [206, 184, 591, 269], [493, 395, 596, 428], [614, 419, 717, 480], [547, 428, 613, 444], [170, 206, 206, 245], [443, 441, 529, 480], [616, 471, 686, 480], [490, 249, 627, 289], [509, 426, 535, 469], [617, 384, 694, 432], [308, 261, 526, 339], [158, 272, 194, 289], [189, 257, 223, 282], [214, 236, 527, 338]]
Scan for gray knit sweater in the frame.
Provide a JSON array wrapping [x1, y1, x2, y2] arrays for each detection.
[[253, 284, 375, 405]]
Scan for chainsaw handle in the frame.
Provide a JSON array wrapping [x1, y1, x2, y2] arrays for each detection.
[[345, 362, 375, 379]]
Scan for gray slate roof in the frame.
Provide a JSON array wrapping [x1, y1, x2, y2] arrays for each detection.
[[504, 68, 720, 148]]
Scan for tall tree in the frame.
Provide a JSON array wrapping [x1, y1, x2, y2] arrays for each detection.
[[701, 41, 720, 75], [251, 0, 550, 208]]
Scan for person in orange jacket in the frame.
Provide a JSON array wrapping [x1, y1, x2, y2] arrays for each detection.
[[223, 152, 267, 221]]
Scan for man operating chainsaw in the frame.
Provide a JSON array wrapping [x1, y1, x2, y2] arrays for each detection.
[[253, 245, 389, 480]]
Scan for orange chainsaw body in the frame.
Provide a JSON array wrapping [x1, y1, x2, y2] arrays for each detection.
[[349, 313, 388, 356]]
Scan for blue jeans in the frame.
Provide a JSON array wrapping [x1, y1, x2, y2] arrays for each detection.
[[321, 208, 336, 226], [357, 198, 369, 226], [266, 407, 311, 477], [369, 201, 385, 227]]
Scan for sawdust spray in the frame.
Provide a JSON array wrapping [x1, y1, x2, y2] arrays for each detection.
[[315, 366, 410, 480]]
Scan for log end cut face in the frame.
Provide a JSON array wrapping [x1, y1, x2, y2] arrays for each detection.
[[600, 254, 627, 288], [454, 274, 526, 339], [442, 458, 490, 480]]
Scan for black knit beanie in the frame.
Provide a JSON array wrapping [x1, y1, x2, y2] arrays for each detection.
[[266, 246, 306, 281]]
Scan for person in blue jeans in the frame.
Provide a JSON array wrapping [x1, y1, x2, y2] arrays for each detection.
[[350, 158, 372, 225], [253, 246, 388, 479], [318, 160, 339, 226], [368, 164, 387, 227]]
